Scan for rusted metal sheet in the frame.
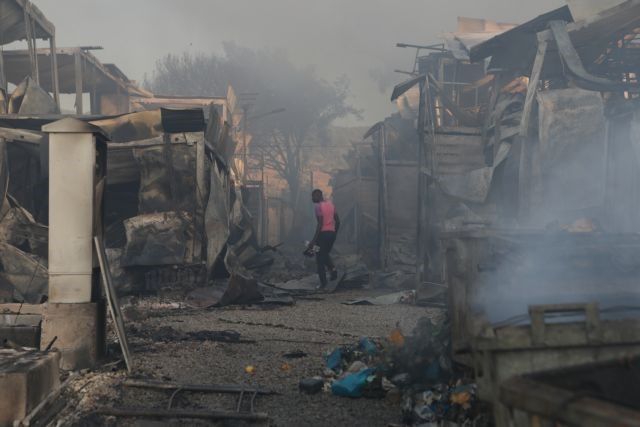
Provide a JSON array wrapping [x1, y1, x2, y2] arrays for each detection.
[[567, 0, 628, 23], [0, 242, 47, 304], [3, 48, 134, 96], [7, 77, 57, 115], [469, 6, 573, 64], [121, 211, 195, 267], [0, 0, 55, 45], [548, 20, 630, 92], [132, 141, 197, 214], [204, 161, 230, 274]]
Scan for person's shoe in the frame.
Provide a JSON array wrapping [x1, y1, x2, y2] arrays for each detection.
[[330, 269, 338, 281], [316, 282, 327, 290]]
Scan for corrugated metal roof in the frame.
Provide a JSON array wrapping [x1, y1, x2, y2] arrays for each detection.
[[3, 47, 136, 94], [469, 6, 574, 63], [0, 0, 55, 45]]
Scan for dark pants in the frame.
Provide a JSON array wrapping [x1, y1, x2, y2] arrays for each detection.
[[316, 231, 336, 286]]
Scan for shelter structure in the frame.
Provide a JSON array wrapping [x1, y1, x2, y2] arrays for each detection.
[[0, 0, 59, 109]]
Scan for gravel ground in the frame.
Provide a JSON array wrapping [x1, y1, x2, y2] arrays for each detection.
[[63, 289, 439, 427]]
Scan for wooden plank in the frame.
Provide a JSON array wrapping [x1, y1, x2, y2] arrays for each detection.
[[0, 303, 43, 315], [385, 160, 418, 167], [520, 35, 548, 137], [94, 235, 132, 373]]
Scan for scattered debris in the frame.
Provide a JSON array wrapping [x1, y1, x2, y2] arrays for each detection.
[[301, 316, 486, 424], [371, 270, 415, 290], [283, 350, 308, 359], [129, 325, 247, 344], [123, 378, 275, 395], [343, 290, 417, 306], [95, 236, 133, 373], [299, 377, 324, 394], [94, 407, 269, 422]]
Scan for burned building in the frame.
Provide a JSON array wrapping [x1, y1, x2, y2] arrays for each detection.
[[373, 2, 640, 425]]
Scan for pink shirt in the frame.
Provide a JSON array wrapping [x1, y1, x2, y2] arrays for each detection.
[[315, 201, 336, 232]]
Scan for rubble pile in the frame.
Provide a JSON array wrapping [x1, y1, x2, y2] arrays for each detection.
[[301, 317, 488, 426], [254, 249, 311, 284]]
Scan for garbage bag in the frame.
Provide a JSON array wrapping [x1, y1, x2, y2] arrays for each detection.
[[331, 368, 376, 398], [325, 348, 343, 371]]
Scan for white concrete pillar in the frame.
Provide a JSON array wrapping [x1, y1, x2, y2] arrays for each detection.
[[43, 118, 106, 303], [41, 117, 107, 369]]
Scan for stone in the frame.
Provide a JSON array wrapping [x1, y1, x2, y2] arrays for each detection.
[[0, 349, 60, 426]]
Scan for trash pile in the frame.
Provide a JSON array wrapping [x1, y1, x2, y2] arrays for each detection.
[[300, 317, 488, 426]]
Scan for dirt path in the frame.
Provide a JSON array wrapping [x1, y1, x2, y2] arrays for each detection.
[[66, 289, 437, 426]]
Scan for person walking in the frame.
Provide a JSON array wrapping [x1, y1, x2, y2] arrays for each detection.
[[306, 189, 340, 289]]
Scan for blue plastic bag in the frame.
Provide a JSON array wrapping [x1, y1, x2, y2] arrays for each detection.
[[325, 348, 343, 371], [358, 337, 377, 355], [331, 368, 376, 397]]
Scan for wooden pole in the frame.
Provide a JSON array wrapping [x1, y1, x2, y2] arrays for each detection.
[[49, 36, 60, 110], [94, 408, 269, 422], [123, 378, 275, 395], [0, 48, 6, 95], [74, 50, 83, 114], [518, 33, 548, 223], [30, 18, 39, 85]]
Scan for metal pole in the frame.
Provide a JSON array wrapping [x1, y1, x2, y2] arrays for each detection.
[[416, 79, 427, 286], [24, 9, 37, 84], [355, 147, 361, 252], [242, 106, 248, 182]]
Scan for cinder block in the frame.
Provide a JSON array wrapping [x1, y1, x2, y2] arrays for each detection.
[[0, 314, 42, 348], [41, 302, 105, 370], [0, 349, 60, 426]]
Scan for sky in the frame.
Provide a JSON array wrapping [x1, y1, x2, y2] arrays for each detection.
[[34, 0, 564, 125]]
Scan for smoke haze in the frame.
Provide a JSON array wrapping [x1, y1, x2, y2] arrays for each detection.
[[35, 0, 562, 124]]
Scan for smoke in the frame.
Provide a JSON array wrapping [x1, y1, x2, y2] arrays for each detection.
[[34, 0, 564, 124], [469, 89, 640, 325], [471, 233, 640, 325], [369, 67, 398, 94]]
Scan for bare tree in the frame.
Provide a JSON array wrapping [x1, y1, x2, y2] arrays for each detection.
[[145, 43, 360, 237]]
